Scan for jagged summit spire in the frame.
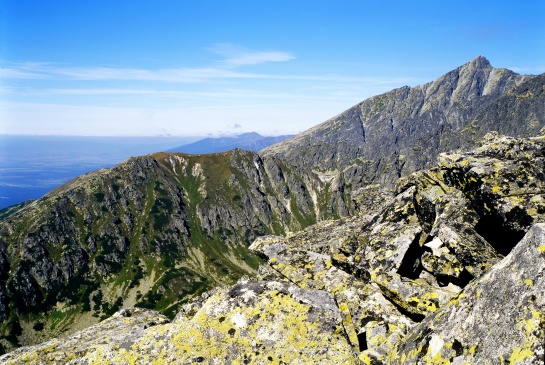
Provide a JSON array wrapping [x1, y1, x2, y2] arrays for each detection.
[[464, 55, 492, 70]]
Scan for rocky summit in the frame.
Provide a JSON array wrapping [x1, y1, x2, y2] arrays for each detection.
[[3, 132, 545, 364], [262, 56, 545, 194]]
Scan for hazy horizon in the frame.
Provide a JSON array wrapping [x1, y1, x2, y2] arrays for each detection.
[[0, 134, 197, 209]]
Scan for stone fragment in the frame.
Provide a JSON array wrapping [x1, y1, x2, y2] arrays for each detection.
[[373, 272, 459, 320]]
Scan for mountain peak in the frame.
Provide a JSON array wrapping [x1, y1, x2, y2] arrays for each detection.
[[470, 55, 492, 68], [458, 55, 492, 73], [262, 56, 536, 188], [238, 132, 262, 139]]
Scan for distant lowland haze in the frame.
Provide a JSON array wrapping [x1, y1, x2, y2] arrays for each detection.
[[0, 135, 197, 209]]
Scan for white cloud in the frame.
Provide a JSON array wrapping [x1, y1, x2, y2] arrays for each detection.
[[208, 43, 295, 66], [0, 66, 46, 80], [0, 63, 261, 82], [0, 44, 296, 82]]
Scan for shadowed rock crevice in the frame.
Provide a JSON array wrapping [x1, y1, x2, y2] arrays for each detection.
[[474, 214, 527, 256], [435, 267, 474, 289], [380, 292, 426, 323], [396, 232, 424, 280], [357, 332, 368, 352]]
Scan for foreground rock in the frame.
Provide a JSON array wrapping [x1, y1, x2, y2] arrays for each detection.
[[3, 133, 545, 364], [391, 224, 545, 364], [0, 308, 169, 364], [0, 283, 360, 364]]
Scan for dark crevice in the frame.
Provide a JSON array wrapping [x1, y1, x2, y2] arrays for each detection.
[[435, 268, 474, 289], [397, 232, 424, 279], [331, 258, 370, 282], [421, 240, 475, 289], [357, 332, 368, 352], [452, 339, 463, 356], [387, 296, 426, 323], [414, 194, 437, 236], [376, 282, 426, 323], [474, 214, 527, 256]]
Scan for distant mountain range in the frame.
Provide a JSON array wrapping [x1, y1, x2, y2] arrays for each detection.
[[166, 132, 294, 154]]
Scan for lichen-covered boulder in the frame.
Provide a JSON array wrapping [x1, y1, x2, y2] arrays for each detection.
[[390, 223, 545, 364], [0, 308, 170, 365], [0, 281, 361, 364], [250, 235, 415, 357], [117, 280, 361, 364]]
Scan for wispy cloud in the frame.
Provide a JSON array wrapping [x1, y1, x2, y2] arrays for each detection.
[[1, 62, 416, 86], [0, 44, 296, 82], [0, 66, 45, 80], [0, 63, 260, 82], [208, 43, 295, 66]]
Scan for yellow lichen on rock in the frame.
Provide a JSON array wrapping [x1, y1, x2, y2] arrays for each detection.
[[108, 281, 359, 364]]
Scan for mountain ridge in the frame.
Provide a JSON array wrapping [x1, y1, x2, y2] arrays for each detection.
[[4, 132, 545, 363], [1, 57, 545, 357], [0, 148, 336, 351], [261, 56, 539, 193]]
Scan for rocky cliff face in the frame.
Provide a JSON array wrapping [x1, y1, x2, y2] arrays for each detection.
[[4, 133, 545, 364], [261, 57, 544, 196], [0, 149, 335, 352]]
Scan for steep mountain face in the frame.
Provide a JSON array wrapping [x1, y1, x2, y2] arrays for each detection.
[[5, 133, 545, 364], [0, 149, 335, 352], [167, 132, 294, 154], [262, 56, 544, 193]]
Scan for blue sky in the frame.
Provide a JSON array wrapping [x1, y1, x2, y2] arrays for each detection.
[[1, 1, 544, 137]]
